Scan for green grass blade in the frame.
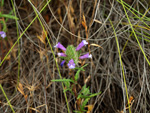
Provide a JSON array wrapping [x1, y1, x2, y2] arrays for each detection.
[[119, 0, 150, 65], [109, 19, 131, 113], [51, 79, 75, 83], [0, 13, 19, 20], [0, 85, 15, 113]]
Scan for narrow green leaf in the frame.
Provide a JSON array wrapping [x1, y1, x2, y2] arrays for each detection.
[[51, 79, 74, 83], [77, 85, 90, 99], [0, 13, 19, 20], [80, 98, 90, 111], [75, 64, 88, 81], [88, 91, 101, 98], [77, 93, 82, 99], [74, 70, 80, 81], [80, 85, 90, 96], [64, 81, 70, 88], [82, 87, 90, 96]]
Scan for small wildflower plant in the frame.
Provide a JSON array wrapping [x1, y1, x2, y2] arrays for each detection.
[[54, 40, 92, 69], [52, 40, 101, 113]]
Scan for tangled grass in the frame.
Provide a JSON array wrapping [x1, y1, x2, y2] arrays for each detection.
[[0, 0, 150, 113]]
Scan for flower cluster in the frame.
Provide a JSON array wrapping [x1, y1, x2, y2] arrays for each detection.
[[54, 40, 92, 69], [0, 31, 6, 38]]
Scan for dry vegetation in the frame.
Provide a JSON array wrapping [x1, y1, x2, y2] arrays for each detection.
[[0, 0, 150, 113]]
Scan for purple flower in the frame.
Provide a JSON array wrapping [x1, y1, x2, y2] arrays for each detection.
[[57, 53, 67, 57], [79, 53, 92, 59], [0, 31, 6, 38], [54, 40, 92, 69], [60, 60, 66, 67], [76, 40, 88, 51], [67, 59, 75, 69], [54, 42, 66, 51]]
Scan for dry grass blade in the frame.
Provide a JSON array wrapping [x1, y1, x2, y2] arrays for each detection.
[[82, 14, 88, 32], [90, 43, 103, 49], [17, 82, 28, 102], [37, 30, 47, 44]]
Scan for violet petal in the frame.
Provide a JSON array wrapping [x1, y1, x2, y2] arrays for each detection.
[[67, 59, 75, 69], [57, 53, 67, 57], [76, 40, 88, 51], [79, 53, 92, 59], [60, 60, 66, 67], [0, 31, 6, 38], [54, 42, 66, 51]]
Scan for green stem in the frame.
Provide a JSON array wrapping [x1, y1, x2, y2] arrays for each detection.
[[109, 19, 131, 113]]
